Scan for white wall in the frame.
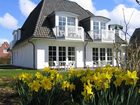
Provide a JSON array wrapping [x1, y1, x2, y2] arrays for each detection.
[[35, 39, 84, 69], [12, 43, 33, 68]]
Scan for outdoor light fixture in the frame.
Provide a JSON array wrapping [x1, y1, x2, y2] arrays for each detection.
[[136, 0, 140, 5]]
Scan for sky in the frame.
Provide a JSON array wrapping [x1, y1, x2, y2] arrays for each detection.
[[0, 0, 140, 43]]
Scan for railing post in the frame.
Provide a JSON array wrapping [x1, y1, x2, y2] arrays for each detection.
[[65, 25, 67, 39]]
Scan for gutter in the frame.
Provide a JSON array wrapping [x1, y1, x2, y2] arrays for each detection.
[[28, 39, 36, 69], [84, 41, 88, 68]]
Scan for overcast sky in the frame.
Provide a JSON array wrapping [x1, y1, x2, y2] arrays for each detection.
[[0, 0, 140, 43]]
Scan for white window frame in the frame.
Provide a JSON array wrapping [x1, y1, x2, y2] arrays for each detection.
[[92, 48, 113, 66], [68, 47, 75, 61], [92, 48, 98, 65], [48, 46, 76, 67], [48, 46, 57, 66], [107, 48, 113, 65]]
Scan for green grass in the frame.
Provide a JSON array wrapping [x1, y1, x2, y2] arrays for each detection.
[[0, 69, 37, 78], [0, 69, 37, 88]]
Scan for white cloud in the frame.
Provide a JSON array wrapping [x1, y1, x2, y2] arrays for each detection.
[[69, 0, 96, 12], [0, 13, 18, 29], [19, 0, 37, 17], [0, 39, 9, 44]]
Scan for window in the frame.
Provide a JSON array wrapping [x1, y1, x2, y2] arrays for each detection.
[[93, 48, 98, 64], [100, 48, 105, 61], [59, 16, 66, 31], [68, 17, 75, 26], [93, 22, 100, 39], [101, 22, 106, 30], [3, 49, 8, 53], [68, 47, 75, 61], [49, 46, 56, 66], [93, 22, 99, 33], [59, 47, 66, 61], [107, 48, 112, 64]]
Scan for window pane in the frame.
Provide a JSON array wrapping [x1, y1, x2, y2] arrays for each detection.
[[107, 48, 112, 64], [68, 17, 75, 26], [68, 47, 75, 61], [93, 48, 98, 62], [100, 48, 105, 61], [59, 47, 66, 61], [59, 16, 66, 31], [49, 46, 56, 66], [101, 22, 106, 30]]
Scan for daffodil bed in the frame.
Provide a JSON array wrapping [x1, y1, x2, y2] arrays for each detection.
[[15, 66, 140, 105]]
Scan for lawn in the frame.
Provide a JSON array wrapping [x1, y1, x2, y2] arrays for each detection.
[[0, 69, 37, 78], [0, 68, 37, 105]]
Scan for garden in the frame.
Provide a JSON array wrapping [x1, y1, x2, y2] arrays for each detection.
[[14, 66, 140, 105], [0, 68, 36, 105]]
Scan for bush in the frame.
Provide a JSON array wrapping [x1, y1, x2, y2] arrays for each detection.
[[0, 57, 11, 64], [15, 66, 140, 105]]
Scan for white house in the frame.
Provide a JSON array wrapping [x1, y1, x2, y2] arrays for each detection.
[[11, 0, 126, 69]]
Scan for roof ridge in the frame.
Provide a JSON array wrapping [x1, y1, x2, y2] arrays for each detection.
[[65, 0, 94, 17], [33, 0, 45, 36]]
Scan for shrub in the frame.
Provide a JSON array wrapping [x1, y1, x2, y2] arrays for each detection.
[[15, 66, 140, 105]]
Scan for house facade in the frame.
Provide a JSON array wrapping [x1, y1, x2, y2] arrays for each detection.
[[0, 42, 11, 64], [11, 0, 125, 69]]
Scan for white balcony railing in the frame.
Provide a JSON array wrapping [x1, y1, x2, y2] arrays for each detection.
[[88, 29, 115, 43], [53, 26, 84, 41]]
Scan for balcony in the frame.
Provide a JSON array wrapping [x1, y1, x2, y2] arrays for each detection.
[[53, 26, 84, 41], [88, 30, 115, 43]]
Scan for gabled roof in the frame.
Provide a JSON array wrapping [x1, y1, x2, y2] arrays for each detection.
[[18, 0, 94, 44], [130, 28, 140, 44]]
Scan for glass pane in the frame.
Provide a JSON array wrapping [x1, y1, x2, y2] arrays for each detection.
[[68, 47, 75, 61], [49, 46, 56, 66], [68, 17, 75, 26], [93, 48, 98, 62]]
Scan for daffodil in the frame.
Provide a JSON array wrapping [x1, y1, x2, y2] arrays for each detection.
[[35, 72, 43, 79], [28, 80, 40, 92], [125, 71, 139, 86], [82, 81, 94, 101], [41, 77, 52, 91], [18, 73, 32, 83], [61, 81, 75, 92]]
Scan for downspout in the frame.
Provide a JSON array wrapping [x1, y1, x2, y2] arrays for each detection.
[[11, 50, 13, 65], [28, 39, 36, 69], [84, 41, 88, 68]]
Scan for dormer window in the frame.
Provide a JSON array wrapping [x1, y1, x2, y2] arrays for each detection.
[[13, 29, 21, 41], [67, 17, 75, 26], [59, 16, 66, 31], [55, 11, 78, 28], [93, 21, 99, 35], [101, 22, 106, 30]]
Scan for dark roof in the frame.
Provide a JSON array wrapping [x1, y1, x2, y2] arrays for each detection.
[[130, 28, 140, 44], [115, 35, 126, 44], [93, 16, 111, 22], [109, 24, 123, 30], [17, 0, 94, 44]]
